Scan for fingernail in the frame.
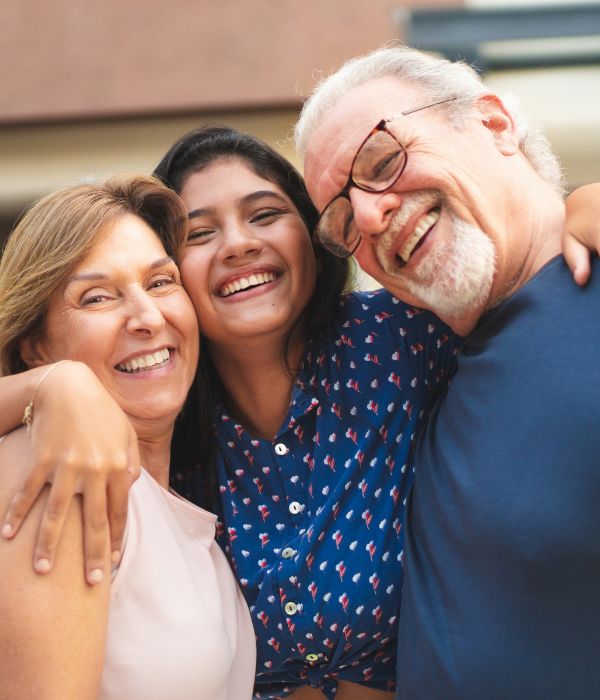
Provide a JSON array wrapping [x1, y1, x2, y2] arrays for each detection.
[[1, 522, 13, 538], [111, 550, 121, 564], [89, 568, 104, 584], [35, 558, 51, 574]]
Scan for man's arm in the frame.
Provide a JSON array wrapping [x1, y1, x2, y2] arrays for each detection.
[[563, 183, 600, 285], [0, 361, 139, 584]]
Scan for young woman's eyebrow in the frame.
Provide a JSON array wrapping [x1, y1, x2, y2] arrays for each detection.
[[240, 190, 288, 206], [188, 207, 213, 220], [187, 191, 287, 220]]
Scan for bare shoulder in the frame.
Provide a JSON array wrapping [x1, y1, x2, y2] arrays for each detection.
[[0, 425, 86, 575], [0, 428, 110, 698]]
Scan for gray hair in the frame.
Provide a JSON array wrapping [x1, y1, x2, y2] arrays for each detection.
[[295, 45, 565, 196]]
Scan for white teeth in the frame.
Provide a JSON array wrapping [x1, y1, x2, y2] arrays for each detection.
[[220, 272, 277, 297], [118, 348, 170, 373], [399, 210, 440, 263]]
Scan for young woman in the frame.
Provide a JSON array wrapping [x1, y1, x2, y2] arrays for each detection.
[[0, 128, 599, 700], [0, 174, 255, 699]]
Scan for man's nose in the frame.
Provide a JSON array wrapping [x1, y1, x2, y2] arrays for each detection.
[[349, 187, 403, 238]]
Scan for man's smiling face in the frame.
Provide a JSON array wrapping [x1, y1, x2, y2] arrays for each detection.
[[303, 76, 520, 332]]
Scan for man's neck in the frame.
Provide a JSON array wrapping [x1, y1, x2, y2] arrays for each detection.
[[450, 188, 565, 336]]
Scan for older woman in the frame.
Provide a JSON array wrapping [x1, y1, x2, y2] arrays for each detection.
[[0, 174, 255, 699]]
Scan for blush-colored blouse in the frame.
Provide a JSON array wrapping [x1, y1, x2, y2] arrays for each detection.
[[100, 468, 256, 699]]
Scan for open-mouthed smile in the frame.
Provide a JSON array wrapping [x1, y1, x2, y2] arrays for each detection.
[[398, 208, 440, 264], [217, 271, 279, 298], [116, 347, 171, 373]]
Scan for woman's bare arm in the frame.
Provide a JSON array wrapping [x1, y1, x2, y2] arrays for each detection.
[[0, 429, 111, 699], [563, 183, 600, 285], [0, 361, 139, 584]]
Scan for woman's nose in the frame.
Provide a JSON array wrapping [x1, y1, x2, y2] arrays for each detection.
[[218, 225, 263, 262], [125, 292, 166, 336]]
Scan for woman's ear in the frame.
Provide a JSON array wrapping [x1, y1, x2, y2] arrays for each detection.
[[19, 335, 51, 369], [475, 94, 520, 156]]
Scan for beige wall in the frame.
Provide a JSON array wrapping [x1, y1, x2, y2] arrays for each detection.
[[0, 110, 300, 210]]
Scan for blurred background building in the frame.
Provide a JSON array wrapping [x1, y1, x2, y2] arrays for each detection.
[[1, 0, 599, 245]]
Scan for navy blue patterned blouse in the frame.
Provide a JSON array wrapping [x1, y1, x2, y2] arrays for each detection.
[[213, 289, 457, 698]]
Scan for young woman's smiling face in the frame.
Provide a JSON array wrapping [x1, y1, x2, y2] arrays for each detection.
[[179, 158, 317, 350]]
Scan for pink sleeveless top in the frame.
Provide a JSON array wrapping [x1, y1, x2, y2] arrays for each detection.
[[99, 468, 256, 699]]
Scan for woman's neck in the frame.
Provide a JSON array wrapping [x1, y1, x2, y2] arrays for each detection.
[[208, 332, 306, 440], [131, 419, 175, 489]]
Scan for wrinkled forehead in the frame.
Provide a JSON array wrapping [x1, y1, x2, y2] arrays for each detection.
[[303, 77, 425, 210]]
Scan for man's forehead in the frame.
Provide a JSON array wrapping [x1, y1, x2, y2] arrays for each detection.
[[304, 77, 423, 209]]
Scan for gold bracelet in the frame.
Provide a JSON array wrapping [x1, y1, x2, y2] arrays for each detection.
[[22, 361, 66, 433]]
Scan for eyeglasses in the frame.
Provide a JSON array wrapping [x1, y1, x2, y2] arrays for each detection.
[[315, 97, 457, 258]]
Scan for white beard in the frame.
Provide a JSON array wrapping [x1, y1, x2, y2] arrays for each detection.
[[403, 213, 496, 319]]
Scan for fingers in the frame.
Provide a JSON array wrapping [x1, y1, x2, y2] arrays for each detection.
[[563, 235, 591, 286], [82, 475, 109, 585], [127, 426, 141, 484], [107, 431, 139, 563], [106, 429, 140, 562], [1, 464, 49, 541], [107, 470, 130, 565], [31, 471, 76, 574]]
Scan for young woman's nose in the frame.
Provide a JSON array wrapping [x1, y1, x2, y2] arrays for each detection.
[[125, 291, 166, 336], [349, 187, 403, 239], [218, 223, 263, 262]]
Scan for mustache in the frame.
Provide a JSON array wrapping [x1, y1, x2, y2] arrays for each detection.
[[374, 190, 442, 272], [386, 190, 441, 236]]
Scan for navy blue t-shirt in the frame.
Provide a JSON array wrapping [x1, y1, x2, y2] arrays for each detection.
[[397, 256, 600, 699]]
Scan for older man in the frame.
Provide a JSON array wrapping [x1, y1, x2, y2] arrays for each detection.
[[295, 46, 600, 699]]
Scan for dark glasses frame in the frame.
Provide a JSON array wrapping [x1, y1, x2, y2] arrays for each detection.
[[315, 96, 458, 258]]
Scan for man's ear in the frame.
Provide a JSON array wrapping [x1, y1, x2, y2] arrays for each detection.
[[475, 94, 520, 156], [19, 335, 52, 369]]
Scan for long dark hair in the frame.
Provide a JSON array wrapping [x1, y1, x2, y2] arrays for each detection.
[[154, 126, 349, 508]]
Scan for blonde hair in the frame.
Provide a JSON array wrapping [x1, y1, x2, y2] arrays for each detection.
[[0, 174, 188, 375]]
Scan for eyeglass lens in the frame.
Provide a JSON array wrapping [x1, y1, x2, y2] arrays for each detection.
[[316, 129, 406, 256], [352, 129, 407, 191]]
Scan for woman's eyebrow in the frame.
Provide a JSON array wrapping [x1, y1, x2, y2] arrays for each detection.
[[65, 256, 175, 286], [241, 190, 287, 206], [150, 256, 176, 269], [187, 190, 287, 220], [188, 206, 213, 220], [65, 271, 108, 284]]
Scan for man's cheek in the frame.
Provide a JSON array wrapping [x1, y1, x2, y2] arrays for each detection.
[[354, 242, 381, 278]]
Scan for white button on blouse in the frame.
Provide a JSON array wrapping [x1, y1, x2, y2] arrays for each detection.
[[274, 443, 288, 456]]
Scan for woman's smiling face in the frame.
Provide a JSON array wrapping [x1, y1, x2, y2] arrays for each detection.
[[27, 214, 199, 427], [179, 158, 317, 349]]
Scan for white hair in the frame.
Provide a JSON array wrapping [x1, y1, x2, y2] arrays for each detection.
[[295, 44, 565, 196]]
